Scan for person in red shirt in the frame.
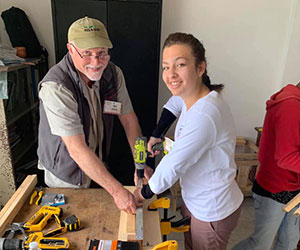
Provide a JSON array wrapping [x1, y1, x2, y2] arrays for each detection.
[[233, 82, 300, 250]]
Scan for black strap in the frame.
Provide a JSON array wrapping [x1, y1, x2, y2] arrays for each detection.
[[141, 184, 155, 199], [252, 180, 300, 204], [151, 108, 177, 138]]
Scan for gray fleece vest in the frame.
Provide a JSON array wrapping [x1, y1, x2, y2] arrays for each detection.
[[37, 53, 118, 185]]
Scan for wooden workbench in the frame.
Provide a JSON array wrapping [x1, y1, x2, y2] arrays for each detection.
[[14, 188, 119, 250], [0, 176, 162, 250]]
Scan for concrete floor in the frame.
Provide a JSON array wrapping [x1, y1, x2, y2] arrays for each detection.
[[161, 196, 255, 250]]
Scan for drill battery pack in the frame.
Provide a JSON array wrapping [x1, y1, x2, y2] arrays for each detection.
[[88, 239, 140, 250]]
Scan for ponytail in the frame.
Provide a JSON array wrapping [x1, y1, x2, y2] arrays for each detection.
[[203, 70, 224, 92]]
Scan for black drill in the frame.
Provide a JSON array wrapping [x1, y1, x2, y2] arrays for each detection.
[[0, 238, 23, 250]]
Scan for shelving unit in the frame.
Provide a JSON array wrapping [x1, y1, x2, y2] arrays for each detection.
[[0, 58, 48, 207]]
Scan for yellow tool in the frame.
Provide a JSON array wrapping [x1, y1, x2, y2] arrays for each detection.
[[23, 207, 80, 250], [29, 187, 44, 205], [153, 240, 178, 250], [149, 198, 190, 241], [24, 232, 70, 250], [43, 214, 81, 237], [23, 206, 62, 232]]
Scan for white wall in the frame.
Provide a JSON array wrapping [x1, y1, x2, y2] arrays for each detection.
[[160, 0, 300, 140], [0, 0, 299, 140], [282, 0, 300, 86]]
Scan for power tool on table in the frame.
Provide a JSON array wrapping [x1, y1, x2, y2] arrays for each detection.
[[23, 206, 62, 232], [1, 206, 80, 250], [0, 235, 69, 250]]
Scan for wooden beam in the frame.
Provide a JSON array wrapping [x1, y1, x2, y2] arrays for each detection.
[[118, 186, 161, 250], [118, 209, 136, 241], [236, 137, 247, 145], [294, 206, 300, 216], [283, 192, 300, 212], [0, 175, 37, 236], [247, 140, 259, 153]]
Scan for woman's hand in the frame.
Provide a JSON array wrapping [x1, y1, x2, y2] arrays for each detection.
[[147, 136, 162, 157]]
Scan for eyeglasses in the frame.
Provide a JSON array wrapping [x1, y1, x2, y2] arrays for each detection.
[[70, 43, 110, 61]]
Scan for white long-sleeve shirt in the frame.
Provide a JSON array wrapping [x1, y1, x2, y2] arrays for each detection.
[[149, 91, 243, 221], [163, 95, 183, 118]]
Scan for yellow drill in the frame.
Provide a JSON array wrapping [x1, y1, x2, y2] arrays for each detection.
[[134, 136, 147, 188]]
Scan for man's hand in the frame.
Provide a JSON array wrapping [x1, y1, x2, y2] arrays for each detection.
[[133, 188, 145, 206], [113, 187, 137, 214], [147, 136, 162, 157], [134, 166, 154, 185]]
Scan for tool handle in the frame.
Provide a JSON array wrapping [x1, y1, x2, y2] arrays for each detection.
[[171, 216, 191, 227], [29, 191, 37, 205], [35, 191, 44, 205], [151, 142, 164, 152]]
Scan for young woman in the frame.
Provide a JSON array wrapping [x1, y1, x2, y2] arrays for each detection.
[[134, 32, 243, 250]]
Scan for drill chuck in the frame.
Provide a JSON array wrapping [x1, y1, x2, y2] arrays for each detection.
[[0, 238, 23, 250], [136, 168, 144, 178]]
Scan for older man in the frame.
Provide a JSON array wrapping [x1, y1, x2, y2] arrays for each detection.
[[37, 17, 141, 214]]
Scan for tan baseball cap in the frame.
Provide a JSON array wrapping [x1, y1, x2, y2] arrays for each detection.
[[68, 16, 113, 49]]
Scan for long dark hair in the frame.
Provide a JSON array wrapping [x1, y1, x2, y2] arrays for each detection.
[[163, 32, 224, 92]]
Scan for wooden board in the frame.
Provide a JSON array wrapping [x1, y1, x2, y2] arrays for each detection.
[[118, 210, 136, 241], [0, 174, 37, 236], [284, 192, 300, 212], [118, 187, 162, 249]]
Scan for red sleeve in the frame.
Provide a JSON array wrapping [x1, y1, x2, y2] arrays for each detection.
[[274, 99, 300, 172]]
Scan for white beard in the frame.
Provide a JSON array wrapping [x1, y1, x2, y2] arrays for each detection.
[[85, 64, 104, 81]]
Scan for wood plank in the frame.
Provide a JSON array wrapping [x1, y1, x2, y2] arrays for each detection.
[[283, 192, 300, 212], [118, 209, 136, 241], [294, 206, 300, 216], [118, 187, 161, 249], [235, 154, 258, 160], [118, 187, 137, 241], [247, 140, 259, 153], [126, 213, 136, 240], [0, 174, 37, 236], [236, 137, 247, 145], [235, 160, 259, 166]]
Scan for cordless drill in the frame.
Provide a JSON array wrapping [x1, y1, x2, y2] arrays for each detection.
[[0, 238, 23, 250], [134, 136, 147, 188]]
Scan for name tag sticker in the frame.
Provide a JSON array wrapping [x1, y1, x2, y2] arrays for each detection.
[[104, 100, 122, 115]]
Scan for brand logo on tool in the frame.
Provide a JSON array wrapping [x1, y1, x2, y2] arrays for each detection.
[[84, 25, 100, 32]]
